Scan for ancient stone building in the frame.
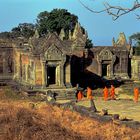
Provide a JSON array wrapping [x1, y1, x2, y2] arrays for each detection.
[[0, 23, 135, 98], [0, 39, 13, 83], [131, 50, 140, 81], [87, 33, 131, 79], [12, 23, 87, 98]]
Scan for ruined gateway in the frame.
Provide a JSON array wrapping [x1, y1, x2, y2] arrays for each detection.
[[0, 23, 139, 98]]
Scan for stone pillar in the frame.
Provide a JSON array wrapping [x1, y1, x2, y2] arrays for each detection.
[[110, 63, 114, 77], [42, 61, 46, 88], [25, 65, 28, 82], [60, 64, 65, 87], [56, 65, 60, 86], [98, 62, 102, 76], [3, 58, 6, 75]]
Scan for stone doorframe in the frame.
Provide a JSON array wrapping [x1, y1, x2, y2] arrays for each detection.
[[97, 48, 116, 78], [41, 44, 66, 88]]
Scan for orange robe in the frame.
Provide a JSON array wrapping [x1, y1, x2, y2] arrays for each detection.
[[103, 87, 108, 101], [134, 88, 139, 103], [87, 87, 93, 99], [110, 85, 115, 100], [77, 91, 83, 101]]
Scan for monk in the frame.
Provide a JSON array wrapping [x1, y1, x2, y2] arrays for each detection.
[[87, 87, 93, 99], [77, 91, 83, 101], [134, 87, 139, 103], [110, 85, 115, 100], [103, 86, 108, 101]]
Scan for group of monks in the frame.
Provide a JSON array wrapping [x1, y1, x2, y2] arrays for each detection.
[[77, 85, 139, 103], [103, 85, 115, 101], [77, 86, 93, 101]]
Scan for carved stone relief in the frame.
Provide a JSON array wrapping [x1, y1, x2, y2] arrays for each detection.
[[97, 48, 115, 62], [45, 45, 63, 61]]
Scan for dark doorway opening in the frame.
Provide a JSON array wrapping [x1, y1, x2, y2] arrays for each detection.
[[102, 64, 108, 77], [47, 66, 56, 85]]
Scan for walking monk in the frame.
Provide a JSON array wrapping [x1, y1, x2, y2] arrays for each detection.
[[134, 87, 139, 103], [103, 86, 108, 101], [87, 87, 93, 99], [110, 85, 115, 100], [77, 90, 83, 101]]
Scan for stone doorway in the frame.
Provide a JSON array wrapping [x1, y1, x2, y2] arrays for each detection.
[[102, 64, 110, 77], [47, 66, 56, 85], [102, 64, 108, 77]]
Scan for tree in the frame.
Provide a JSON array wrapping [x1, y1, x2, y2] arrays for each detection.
[[130, 33, 140, 55], [85, 38, 93, 49], [36, 9, 78, 38], [130, 33, 140, 46], [78, 0, 140, 20], [0, 32, 13, 39], [11, 23, 35, 38]]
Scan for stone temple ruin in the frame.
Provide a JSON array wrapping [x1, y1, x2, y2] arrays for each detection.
[[0, 23, 139, 98]]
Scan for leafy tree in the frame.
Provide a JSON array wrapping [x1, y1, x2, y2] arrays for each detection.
[[130, 33, 140, 46], [36, 9, 78, 38], [11, 23, 35, 38], [130, 33, 140, 55], [0, 32, 13, 39], [85, 38, 93, 48]]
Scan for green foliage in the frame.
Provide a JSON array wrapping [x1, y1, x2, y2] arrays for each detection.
[[130, 33, 140, 47], [36, 9, 78, 38], [130, 33, 140, 55], [0, 23, 35, 39], [11, 23, 35, 39], [0, 32, 13, 39], [85, 38, 93, 48], [133, 46, 140, 56]]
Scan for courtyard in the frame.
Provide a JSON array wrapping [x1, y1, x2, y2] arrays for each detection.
[[77, 97, 140, 122]]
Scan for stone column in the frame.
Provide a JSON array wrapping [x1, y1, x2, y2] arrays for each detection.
[[3, 58, 7, 75], [25, 65, 28, 82], [110, 63, 114, 77], [60, 64, 65, 87], [98, 62, 102, 76], [42, 61, 46, 88]]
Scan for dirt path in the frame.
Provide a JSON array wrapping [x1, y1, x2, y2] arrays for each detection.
[[77, 97, 140, 122]]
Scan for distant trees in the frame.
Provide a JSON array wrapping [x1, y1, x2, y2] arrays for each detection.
[[0, 8, 93, 48], [130, 33, 140, 46], [85, 38, 93, 48], [130, 33, 140, 55], [36, 9, 78, 38], [11, 23, 35, 38], [0, 23, 35, 39]]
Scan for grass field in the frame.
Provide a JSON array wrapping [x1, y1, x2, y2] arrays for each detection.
[[0, 86, 140, 140]]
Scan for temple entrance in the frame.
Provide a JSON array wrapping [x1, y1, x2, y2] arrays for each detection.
[[47, 66, 56, 85], [102, 63, 110, 77], [102, 64, 108, 77]]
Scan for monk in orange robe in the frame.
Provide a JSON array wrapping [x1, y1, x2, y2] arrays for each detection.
[[87, 87, 93, 99], [77, 91, 83, 101], [134, 87, 139, 103], [103, 86, 108, 101], [110, 85, 115, 100]]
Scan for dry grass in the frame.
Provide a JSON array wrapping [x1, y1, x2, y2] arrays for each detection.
[[0, 86, 140, 140], [0, 101, 140, 140]]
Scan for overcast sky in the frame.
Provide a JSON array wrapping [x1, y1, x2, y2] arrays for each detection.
[[0, 0, 139, 45]]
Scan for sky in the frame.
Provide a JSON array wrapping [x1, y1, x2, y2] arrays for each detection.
[[0, 0, 139, 45]]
